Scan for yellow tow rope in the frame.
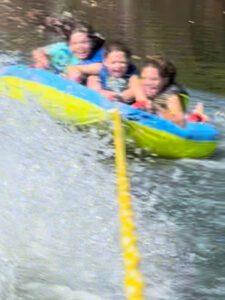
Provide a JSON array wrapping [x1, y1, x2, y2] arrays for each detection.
[[111, 109, 145, 300]]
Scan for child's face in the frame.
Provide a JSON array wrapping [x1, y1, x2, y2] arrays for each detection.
[[104, 51, 128, 78], [141, 66, 168, 98], [69, 32, 92, 60]]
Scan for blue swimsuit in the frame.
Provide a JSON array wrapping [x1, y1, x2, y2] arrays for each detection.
[[44, 42, 104, 73]]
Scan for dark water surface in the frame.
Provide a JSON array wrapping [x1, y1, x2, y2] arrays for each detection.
[[0, 1, 225, 300]]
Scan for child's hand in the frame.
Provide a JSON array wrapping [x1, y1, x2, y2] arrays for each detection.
[[33, 58, 49, 69], [101, 90, 119, 101]]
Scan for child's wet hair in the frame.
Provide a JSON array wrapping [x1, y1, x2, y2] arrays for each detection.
[[65, 21, 104, 51], [104, 41, 132, 59], [142, 55, 177, 85], [68, 21, 95, 40]]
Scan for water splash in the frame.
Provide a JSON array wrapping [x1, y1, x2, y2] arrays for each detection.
[[0, 96, 124, 299]]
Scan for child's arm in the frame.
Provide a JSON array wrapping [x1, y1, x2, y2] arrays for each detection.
[[66, 64, 102, 78], [87, 75, 102, 91], [119, 78, 136, 104], [120, 87, 135, 103], [87, 75, 118, 101], [32, 48, 49, 69], [129, 76, 153, 109], [156, 94, 185, 126]]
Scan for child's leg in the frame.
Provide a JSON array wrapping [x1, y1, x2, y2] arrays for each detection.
[[187, 102, 209, 122]]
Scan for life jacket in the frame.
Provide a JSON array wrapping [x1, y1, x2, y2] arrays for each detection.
[[99, 64, 138, 93], [153, 83, 189, 112]]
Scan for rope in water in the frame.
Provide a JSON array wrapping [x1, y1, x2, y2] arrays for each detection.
[[111, 109, 145, 300]]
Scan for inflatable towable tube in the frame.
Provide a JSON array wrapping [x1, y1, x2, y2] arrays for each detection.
[[0, 65, 219, 158]]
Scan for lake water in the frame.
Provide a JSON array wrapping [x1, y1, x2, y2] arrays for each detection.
[[0, 0, 225, 299]]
